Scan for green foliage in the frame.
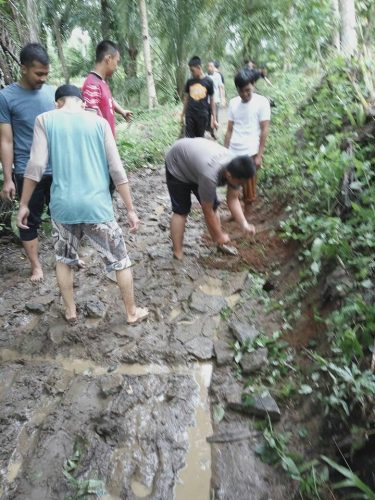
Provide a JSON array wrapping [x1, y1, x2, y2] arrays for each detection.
[[256, 419, 329, 498], [116, 105, 180, 170], [63, 437, 106, 500], [322, 455, 375, 499], [313, 355, 375, 422]]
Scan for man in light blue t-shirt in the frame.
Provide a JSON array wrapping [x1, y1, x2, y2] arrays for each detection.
[[0, 43, 55, 281], [16, 85, 148, 326]]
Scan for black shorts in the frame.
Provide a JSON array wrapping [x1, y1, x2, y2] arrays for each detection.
[[14, 174, 52, 242], [166, 167, 219, 215], [185, 113, 208, 138]]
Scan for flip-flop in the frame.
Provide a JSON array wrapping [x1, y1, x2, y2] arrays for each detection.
[[127, 309, 149, 326]]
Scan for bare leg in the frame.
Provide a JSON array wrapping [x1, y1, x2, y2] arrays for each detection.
[[23, 238, 43, 281], [170, 213, 187, 260], [56, 261, 76, 321], [116, 267, 148, 324]]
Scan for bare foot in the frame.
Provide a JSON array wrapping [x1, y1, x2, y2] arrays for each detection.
[[77, 259, 86, 269], [127, 307, 149, 325], [30, 267, 44, 282], [63, 307, 77, 325]]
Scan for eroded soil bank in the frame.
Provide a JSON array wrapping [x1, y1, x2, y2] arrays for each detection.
[[0, 167, 294, 499]]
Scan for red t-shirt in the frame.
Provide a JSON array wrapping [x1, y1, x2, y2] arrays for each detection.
[[82, 72, 116, 136]]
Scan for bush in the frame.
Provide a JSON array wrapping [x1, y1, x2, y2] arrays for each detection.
[[116, 105, 181, 170]]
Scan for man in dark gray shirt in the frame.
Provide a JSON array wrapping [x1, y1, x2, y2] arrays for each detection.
[[165, 138, 256, 260]]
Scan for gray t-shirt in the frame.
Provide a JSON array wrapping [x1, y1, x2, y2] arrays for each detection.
[[165, 138, 233, 203], [0, 83, 55, 175]]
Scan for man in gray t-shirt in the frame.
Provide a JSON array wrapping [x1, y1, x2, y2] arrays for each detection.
[[165, 138, 256, 260], [0, 43, 55, 281]]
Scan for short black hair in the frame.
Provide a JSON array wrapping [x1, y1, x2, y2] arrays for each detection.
[[95, 40, 120, 63], [234, 68, 252, 89], [188, 56, 202, 68], [20, 43, 49, 67], [214, 60, 220, 69], [226, 155, 256, 180]]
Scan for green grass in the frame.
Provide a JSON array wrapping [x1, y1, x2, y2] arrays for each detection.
[[116, 104, 181, 170]]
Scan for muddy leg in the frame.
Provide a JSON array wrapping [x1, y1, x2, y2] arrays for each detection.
[[170, 213, 187, 260], [56, 262, 76, 321], [23, 238, 43, 281], [116, 268, 148, 324]]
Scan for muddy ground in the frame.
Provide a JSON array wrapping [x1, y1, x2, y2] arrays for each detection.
[[0, 167, 298, 499]]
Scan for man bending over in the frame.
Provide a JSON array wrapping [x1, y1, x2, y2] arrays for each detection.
[[165, 138, 256, 260]]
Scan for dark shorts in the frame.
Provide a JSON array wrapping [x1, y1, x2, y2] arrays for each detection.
[[166, 167, 219, 215], [185, 113, 208, 138], [14, 174, 52, 242]]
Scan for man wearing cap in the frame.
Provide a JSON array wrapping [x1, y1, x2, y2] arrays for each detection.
[[0, 43, 55, 281], [16, 84, 148, 325]]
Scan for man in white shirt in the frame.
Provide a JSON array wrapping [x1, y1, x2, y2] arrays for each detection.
[[224, 68, 270, 218]]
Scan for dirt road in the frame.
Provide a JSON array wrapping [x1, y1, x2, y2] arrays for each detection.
[[0, 167, 292, 499]]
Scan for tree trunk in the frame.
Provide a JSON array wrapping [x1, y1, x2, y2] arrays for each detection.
[[26, 0, 40, 43], [332, 0, 341, 51], [52, 20, 70, 84], [339, 0, 358, 57], [0, 49, 13, 86], [138, 0, 158, 109], [101, 0, 113, 39]]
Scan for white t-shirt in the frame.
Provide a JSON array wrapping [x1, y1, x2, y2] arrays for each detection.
[[208, 72, 224, 104], [227, 93, 271, 156]]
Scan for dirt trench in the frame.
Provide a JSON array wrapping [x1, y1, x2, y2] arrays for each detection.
[[0, 167, 294, 500]]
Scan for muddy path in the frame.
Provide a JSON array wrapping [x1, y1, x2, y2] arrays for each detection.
[[0, 167, 294, 499]]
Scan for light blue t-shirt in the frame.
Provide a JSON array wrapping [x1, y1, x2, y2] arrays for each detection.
[[0, 83, 55, 175], [42, 110, 114, 224]]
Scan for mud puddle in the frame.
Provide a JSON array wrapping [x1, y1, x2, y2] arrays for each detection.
[[0, 348, 213, 499]]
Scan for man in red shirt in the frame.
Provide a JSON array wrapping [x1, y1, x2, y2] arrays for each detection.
[[82, 40, 132, 137]]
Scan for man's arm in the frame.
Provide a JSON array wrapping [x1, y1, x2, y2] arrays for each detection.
[[219, 78, 226, 107], [226, 186, 255, 235], [255, 120, 270, 168], [103, 121, 139, 231], [113, 99, 133, 122], [0, 123, 16, 201], [210, 96, 217, 129], [17, 178, 38, 229], [17, 115, 49, 229], [82, 82, 103, 116], [116, 183, 139, 232], [224, 120, 234, 149], [201, 201, 229, 245]]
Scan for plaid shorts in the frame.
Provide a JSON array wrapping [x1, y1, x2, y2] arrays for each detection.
[[52, 220, 132, 272]]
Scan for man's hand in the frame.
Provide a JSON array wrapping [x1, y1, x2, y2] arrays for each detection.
[[254, 154, 263, 168], [241, 221, 256, 236], [1, 179, 16, 201], [122, 110, 133, 122], [216, 233, 230, 245], [211, 116, 219, 130], [17, 205, 30, 229], [127, 209, 139, 233]]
